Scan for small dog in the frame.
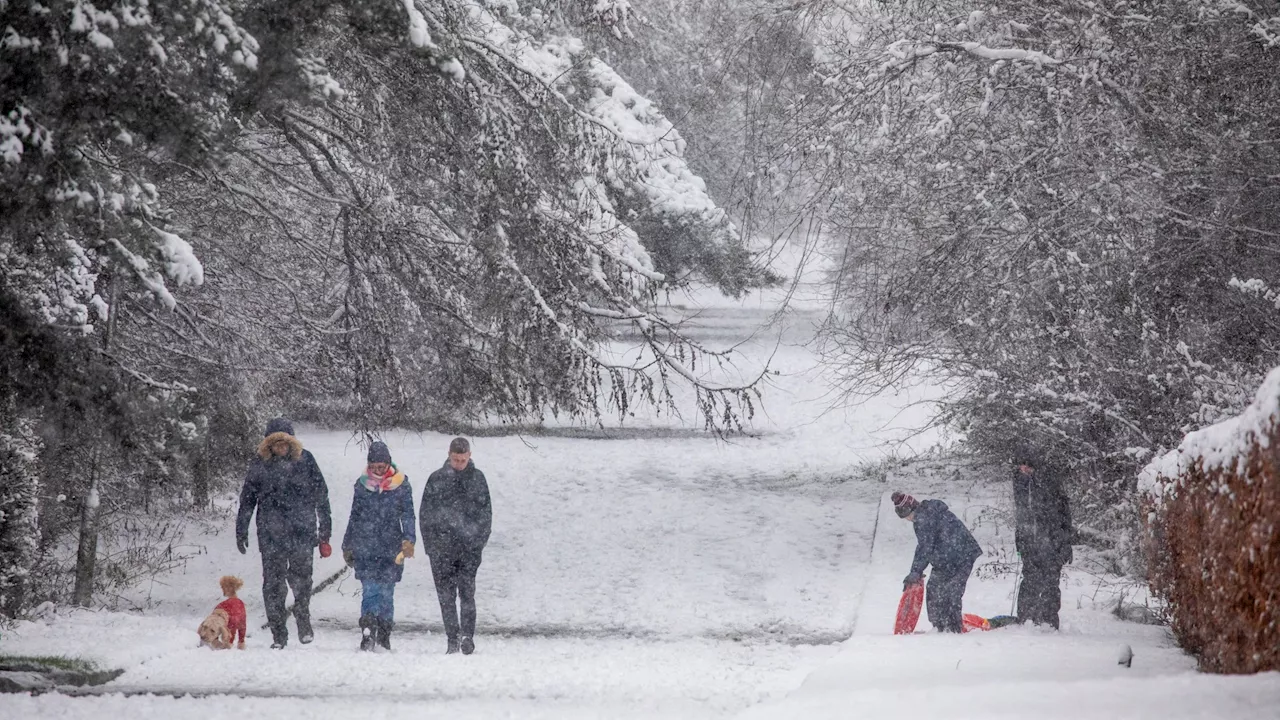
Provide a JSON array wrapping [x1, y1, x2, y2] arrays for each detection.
[[197, 575, 247, 649]]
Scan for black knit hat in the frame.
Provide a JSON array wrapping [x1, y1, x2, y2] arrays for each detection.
[[1012, 446, 1038, 469], [264, 418, 294, 437], [367, 441, 392, 465], [892, 491, 920, 518]]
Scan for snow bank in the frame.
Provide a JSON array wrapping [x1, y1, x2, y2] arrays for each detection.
[[739, 666, 1280, 720]]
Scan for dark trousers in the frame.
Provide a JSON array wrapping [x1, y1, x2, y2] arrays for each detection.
[[1017, 555, 1064, 629], [926, 559, 975, 633], [262, 544, 314, 643], [430, 552, 481, 640]]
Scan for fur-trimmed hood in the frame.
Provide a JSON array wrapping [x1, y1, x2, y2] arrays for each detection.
[[257, 431, 303, 461]]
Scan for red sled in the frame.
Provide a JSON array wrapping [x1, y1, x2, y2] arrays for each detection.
[[893, 582, 995, 634], [894, 582, 925, 634]]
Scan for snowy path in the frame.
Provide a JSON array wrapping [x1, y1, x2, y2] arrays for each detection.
[[2, 427, 890, 718]]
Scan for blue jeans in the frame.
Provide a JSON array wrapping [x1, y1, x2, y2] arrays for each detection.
[[361, 582, 396, 623]]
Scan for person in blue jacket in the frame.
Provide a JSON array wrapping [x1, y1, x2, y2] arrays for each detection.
[[342, 441, 416, 651], [893, 491, 983, 633]]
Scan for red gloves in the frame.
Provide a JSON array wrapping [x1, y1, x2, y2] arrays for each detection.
[[318, 541, 332, 558]]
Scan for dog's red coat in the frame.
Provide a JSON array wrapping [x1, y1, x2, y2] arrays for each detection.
[[216, 596, 247, 645]]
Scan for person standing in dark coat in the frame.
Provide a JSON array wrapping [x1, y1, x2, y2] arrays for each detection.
[[236, 418, 332, 649], [420, 437, 492, 655], [1012, 455, 1074, 629], [342, 441, 416, 652], [893, 491, 983, 633]]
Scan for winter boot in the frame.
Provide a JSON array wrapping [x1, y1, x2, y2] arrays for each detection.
[[296, 606, 314, 645], [359, 614, 377, 652], [376, 618, 392, 652], [269, 622, 288, 649], [445, 636, 460, 655], [460, 636, 475, 655]]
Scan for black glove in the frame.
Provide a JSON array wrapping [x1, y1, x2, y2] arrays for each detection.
[[236, 536, 248, 555], [903, 571, 923, 591], [343, 549, 356, 567]]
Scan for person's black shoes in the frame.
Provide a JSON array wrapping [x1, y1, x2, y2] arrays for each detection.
[[446, 637, 460, 654], [359, 614, 377, 652], [377, 619, 392, 651], [270, 639, 287, 649], [460, 636, 475, 655]]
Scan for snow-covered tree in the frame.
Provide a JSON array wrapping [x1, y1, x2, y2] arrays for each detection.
[[800, 0, 1280, 567], [155, 1, 772, 431], [1, 1, 771, 612]]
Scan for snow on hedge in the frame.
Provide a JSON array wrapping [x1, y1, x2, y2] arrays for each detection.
[[1139, 364, 1280, 500]]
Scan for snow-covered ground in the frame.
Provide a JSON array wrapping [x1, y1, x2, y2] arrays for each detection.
[[4, 265, 1280, 717], [7, 453, 1280, 718], [743, 468, 1280, 719]]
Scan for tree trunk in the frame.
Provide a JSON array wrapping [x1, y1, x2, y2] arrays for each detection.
[[192, 443, 210, 510], [72, 456, 101, 608], [72, 269, 117, 607]]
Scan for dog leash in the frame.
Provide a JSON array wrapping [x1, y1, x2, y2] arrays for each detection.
[[258, 565, 350, 630]]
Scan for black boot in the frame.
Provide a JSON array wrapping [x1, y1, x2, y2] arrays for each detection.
[[296, 610, 314, 645], [359, 614, 376, 652], [460, 636, 475, 655], [377, 618, 392, 651], [269, 621, 288, 649], [445, 636, 460, 655]]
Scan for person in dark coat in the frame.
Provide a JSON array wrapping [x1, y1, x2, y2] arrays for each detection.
[[893, 491, 983, 633], [420, 437, 492, 655], [342, 441, 416, 652], [1012, 454, 1074, 629], [236, 418, 332, 649]]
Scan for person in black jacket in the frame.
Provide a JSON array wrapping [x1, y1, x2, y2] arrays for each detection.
[[420, 437, 492, 655], [893, 491, 983, 633], [342, 441, 416, 652], [1012, 454, 1074, 629], [236, 418, 332, 648]]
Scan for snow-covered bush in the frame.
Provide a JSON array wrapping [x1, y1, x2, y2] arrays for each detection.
[[0, 402, 40, 619], [1141, 367, 1280, 674]]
